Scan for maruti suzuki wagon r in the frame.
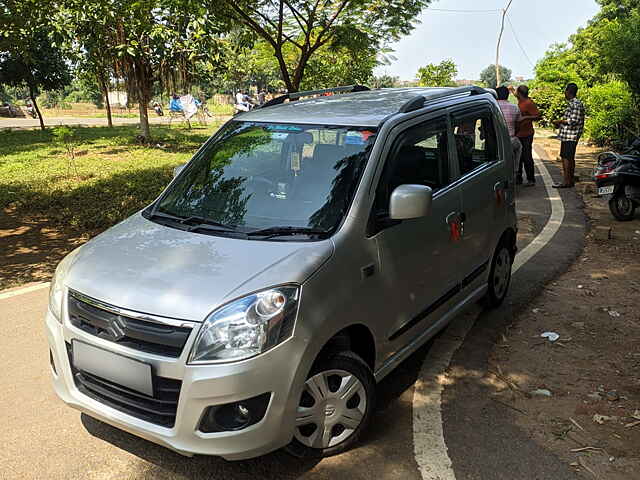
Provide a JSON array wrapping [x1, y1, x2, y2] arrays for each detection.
[[46, 85, 517, 460]]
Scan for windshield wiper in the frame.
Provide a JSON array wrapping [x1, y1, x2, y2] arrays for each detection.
[[145, 211, 237, 233], [246, 226, 329, 239], [145, 210, 185, 222], [177, 216, 236, 231]]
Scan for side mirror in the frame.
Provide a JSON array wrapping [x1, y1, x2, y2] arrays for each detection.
[[173, 164, 186, 178], [389, 184, 433, 220]]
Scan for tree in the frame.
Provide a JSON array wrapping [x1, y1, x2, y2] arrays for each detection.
[[417, 60, 458, 87], [479, 64, 512, 89], [216, 0, 433, 92], [61, 0, 228, 140], [597, 9, 640, 97], [299, 42, 378, 90], [372, 74, 400, 89], [62, 1, 119, 126], [0, 0, 71, 130]]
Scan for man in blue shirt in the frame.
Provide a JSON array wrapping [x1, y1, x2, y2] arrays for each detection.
[[169, 94, 183, 113]]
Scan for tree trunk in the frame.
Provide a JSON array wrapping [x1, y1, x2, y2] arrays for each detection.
[[138, 96, 150, 140], [99, 75, 113, 128], [273, 48, 295, 93], [29, 85, 45, 131]]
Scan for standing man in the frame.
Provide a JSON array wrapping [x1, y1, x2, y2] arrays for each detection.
[[496, 86, 522, 175], [553, 83, 585, 188], [512, 85, 540, 186]]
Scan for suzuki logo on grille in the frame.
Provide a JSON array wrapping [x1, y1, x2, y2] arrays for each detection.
[[106, 316, 127, 341]]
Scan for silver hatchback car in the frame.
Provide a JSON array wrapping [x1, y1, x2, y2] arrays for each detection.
[[46, 86, 517, 460]]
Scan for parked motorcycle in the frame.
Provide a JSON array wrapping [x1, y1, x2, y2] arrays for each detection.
[[594, 137, 640, 221]]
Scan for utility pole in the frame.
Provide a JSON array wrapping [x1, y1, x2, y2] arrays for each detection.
[[496, 0, 514, 87]]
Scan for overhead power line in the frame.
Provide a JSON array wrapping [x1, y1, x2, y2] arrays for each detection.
[[506, 13, 535, 68], [429, 8, 500, 14]]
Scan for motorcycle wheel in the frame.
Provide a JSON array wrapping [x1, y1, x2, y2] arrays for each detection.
[[609, 192, 636, 221]]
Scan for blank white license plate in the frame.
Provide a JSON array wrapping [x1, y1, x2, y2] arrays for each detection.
[[72, 340, 153, 396], [598, 185, 615, 195]]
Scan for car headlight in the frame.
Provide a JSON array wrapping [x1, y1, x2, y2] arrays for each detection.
[[189, 286, 299, 364], [49, 248, 81, 322]]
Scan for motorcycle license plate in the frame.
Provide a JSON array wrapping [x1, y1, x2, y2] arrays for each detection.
[[598, 185, 615, 195]]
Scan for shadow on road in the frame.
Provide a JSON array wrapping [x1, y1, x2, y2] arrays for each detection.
[[80, 339, 436, 479]]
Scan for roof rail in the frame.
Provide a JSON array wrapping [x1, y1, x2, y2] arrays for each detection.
[[259, 84, 370, 109], [398, 85, 494, 114]]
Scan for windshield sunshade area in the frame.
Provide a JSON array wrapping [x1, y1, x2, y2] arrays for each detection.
[[152, 121, 377, 239]]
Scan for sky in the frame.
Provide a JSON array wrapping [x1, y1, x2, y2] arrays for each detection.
[[375, 0, 601, 81]]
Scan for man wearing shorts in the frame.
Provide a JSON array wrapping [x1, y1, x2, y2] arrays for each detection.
[[553, 83, 585, 188]]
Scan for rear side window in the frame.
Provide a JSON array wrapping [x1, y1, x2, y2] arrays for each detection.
[[452, 110, 498, 176], [373, 116, 451, 215]]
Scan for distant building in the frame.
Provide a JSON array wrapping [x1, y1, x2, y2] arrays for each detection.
[[456, 79, 475, 86], [515, 76, 525, 82]]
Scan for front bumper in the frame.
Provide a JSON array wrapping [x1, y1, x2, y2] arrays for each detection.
[[45, 306, 306, 460]]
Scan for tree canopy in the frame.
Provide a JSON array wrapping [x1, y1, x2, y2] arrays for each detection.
[[216, 0, 433, 92], [530, 1, 640, 144], [417, 60, 458, 87], [479, 64, 512, 89], [0, 0, 71, 129]]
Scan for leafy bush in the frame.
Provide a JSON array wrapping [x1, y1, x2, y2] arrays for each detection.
[[529, 82, 570, 127], [585, 81, 634, 146]]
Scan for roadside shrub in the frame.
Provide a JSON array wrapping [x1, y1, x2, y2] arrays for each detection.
[[52, 126, 79, 177], [584, 80, 634, 146], [529, 82, 569, 127]]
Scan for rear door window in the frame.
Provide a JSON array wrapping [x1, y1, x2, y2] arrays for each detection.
[[451, 109, 498, 177]]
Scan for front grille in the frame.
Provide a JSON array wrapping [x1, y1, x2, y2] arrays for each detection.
[[68, 292, 192, 358], [67, 343, 181, 427]]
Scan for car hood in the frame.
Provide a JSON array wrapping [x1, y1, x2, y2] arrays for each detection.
[[65, 213, 333, 321]]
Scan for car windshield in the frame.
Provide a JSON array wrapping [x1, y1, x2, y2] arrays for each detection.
[[152, 121, 377, 237]]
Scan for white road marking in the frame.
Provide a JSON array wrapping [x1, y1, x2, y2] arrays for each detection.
[[412, 151, 566, 480], [0, 282, 50, 300]]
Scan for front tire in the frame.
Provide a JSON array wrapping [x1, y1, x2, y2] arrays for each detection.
[[484, 240, 513, 308], [286, 352, 375, 458], [609, 192, 636, 221]]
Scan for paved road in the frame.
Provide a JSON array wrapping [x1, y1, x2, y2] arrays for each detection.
[[0, 147, 585, 479], [0, 115, 228, 130]]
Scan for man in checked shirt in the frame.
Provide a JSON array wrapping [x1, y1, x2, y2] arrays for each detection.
[[553, 83, 585, 188]]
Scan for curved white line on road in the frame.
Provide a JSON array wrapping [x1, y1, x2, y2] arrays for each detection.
[[412, 151, 566, 480], [0, 282, 50, 300]]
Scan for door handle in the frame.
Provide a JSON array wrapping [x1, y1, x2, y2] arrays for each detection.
[[446, 212, 466, 224], [494, 181, 506, 204], [446, 212, 465, 241]]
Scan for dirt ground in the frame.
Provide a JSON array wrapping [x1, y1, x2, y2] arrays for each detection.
[[0, 207, 86, 290], [490, 134, 640, 479]]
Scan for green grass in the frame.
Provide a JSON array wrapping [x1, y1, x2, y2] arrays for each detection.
[[0, 123, 222, 236]]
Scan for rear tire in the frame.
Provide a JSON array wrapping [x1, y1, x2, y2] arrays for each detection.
[[286, 352, 375, 459], [484, 240, 513, 309], [609, 192, 636, 221]]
